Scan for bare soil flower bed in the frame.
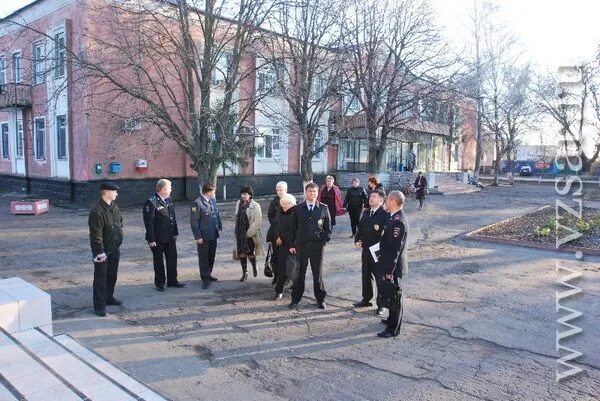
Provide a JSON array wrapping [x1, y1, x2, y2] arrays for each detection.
[[468, 205, 600, 253]]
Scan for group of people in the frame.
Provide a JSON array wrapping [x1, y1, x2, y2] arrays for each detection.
[[88, 174, 411, 338]]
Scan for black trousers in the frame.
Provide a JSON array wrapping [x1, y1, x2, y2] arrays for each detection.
[[292, 242, 327, 304], [197, 239, 217, 281], [93, 250, 119, 311], [348, 206, 362, 235], [151, 239, 178, 287], [360, 248, 378, 305], [274, 243, 291, 294], [376, 274, 403, 336]]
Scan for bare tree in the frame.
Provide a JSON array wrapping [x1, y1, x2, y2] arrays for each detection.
[[341, 0, 456, 173], [260, 0, 345, 184]]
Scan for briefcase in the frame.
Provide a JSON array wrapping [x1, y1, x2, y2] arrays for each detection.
[[379, 280, 401, 309]]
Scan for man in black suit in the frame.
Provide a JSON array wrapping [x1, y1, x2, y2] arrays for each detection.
[[143, 179, 185, 291], [190, 182, 223, 289], [289, 182, 331, 310], [354, 188, 388, 314], [377, 190, 409, 338]]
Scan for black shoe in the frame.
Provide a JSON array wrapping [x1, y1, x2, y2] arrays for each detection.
[[106, 298, 122, 306], [167, 282, 186, 288], [94, 310, 108, 317], [375, 308, 385, 316], [252, 265, 258, 278], [318, 302, 326, 310], [353, 300, 373, 308], [381, 319, 390, 325], [273, 293, 282, 301], [377, 330, 396, 338], [240, 272, 248, 282], [201, 281, 211, 289], [155, 285, 165, 292], [209, 276, 218, 282], [288, 302, 299, 309], [349, 234, 355, 238]]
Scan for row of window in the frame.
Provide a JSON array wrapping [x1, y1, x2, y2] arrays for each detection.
[[255, 127, 323, 160], [0, 115, 67, 161], [0, 32, 66, 87]]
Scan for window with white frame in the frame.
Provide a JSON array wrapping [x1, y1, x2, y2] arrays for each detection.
[[257, 60, 283, 95], [54, 32, 66, 79], [309, 75, 325, 100], [34, 118, 45, 160], [212, 52, 231, 86], [16, 120, 24, 158], [312, 129, 323, 160], [56, 115, 67, 159], [33, 43, 45, 84], [0, 57, 6, 88], [1, 123, 9, 159], [12, 52, 22, 83], [256, 127, 281, 159]]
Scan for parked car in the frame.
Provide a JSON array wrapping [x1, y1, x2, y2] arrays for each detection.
[[519, 165, 532, 176]]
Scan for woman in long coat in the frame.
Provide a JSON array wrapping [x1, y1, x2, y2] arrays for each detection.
[[233, 186, 266, 281], [318, 175, 345, 227], [414, 172, 428, 210]]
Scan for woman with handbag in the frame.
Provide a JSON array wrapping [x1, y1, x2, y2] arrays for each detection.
[[414, 172, 428, 210], [233, 186, 265, 281], [272, 193, 297, 300]]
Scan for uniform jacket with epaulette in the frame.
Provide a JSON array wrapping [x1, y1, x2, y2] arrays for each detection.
[[88, 200, 123, 256], [190, 195, 222, 241], [378, 210, 409, 277], [143, 193, 178, 243], [291, 201, 332, 246], [355, 206, 389, 248]]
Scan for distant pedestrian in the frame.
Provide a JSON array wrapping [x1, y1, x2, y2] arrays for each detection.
[[191, 182, 223, 289], [318, 175, 344, 227], [266, 181, 288, 285], [233, 186, 265, 282], [343, 177, 368, 238], [414, 172, 428, 210], [272, 193, 297, 300], [289, 183, 331, 309], [365, 176, 385, 208], [88, 182, 123, 317], [143, 179, 185, 292]]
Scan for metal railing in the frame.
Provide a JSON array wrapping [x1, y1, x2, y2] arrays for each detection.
[[0, 83, 33, 109]]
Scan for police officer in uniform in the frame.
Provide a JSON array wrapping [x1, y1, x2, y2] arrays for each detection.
[[289, 182, 331, 310], [190, 182, 222, 289], [88, 182, 123, 317], [143, 179, 185, 291], [376, 190, 409, 338], [353, 188, 388, 314]]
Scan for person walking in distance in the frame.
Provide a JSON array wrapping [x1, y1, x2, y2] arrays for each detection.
[[343, 177, 368, 238], [143, 179, 184, 292], [233, 186, 265, 282], [190, 182, 222, 289], [377, 190, 409, 338], [88, 182, 123, 317], [354, 188, 388, 315], [414, 171, 428, 210], [289, 183, 331, 310]]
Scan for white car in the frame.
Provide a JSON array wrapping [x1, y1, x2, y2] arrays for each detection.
[[519, 165, 532, 176]]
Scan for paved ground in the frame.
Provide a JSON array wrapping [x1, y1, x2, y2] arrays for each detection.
[[1, 183, 599, 401]]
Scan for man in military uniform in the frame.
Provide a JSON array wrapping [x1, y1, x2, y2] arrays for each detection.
[[289, 182, 331, 310], [143, 179, 184, 292], [88, 182, 123, 317], [376, 190, 409, 338], [353, 188, 388, 314], [190, 182, 222, 289]]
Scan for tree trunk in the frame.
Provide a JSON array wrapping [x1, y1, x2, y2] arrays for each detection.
[[300, 153, 314, 186]]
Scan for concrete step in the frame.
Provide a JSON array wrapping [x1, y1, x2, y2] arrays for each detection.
[[0, 327, 169, 401]]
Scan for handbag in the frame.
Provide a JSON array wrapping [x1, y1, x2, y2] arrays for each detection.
[[264, 243, 274, 278], [286, 254, 300, 283], [379, 280, 401, 309]]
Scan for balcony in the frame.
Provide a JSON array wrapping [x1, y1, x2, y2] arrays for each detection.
[[0, 83, 33, 109]]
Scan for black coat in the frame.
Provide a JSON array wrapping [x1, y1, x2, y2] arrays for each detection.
[[344, 186, 368, 210], [355, 207, 389, 248], [143, 194, 178, 243], [88, 199, 123, 256], [291, 201, 331, 247], [274, 205, 296, 246], [414, 176, 427, 199], [378, 210, 409, 277], [266, 195, 281, 242]]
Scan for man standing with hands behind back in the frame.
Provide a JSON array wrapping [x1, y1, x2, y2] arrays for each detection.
[[88, 182, 123, 317], [143, 179, 185, 292], [289, 182, 331, 310], [191, 182, 222, 289]]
